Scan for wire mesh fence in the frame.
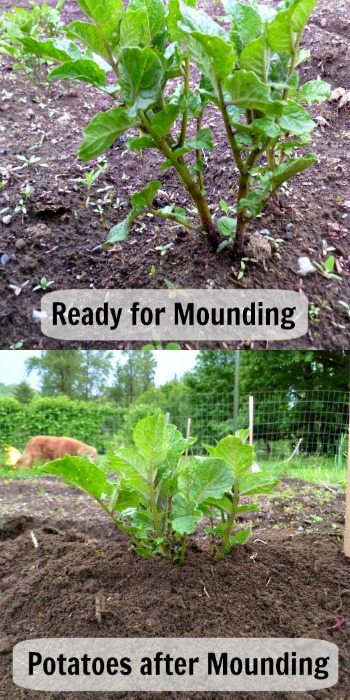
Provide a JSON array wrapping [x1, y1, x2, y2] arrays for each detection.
[[0, 390, 348, 469], [244, 390, 348, 469]]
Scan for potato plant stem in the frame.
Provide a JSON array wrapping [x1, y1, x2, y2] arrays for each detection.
[[99, 500, 139, 547], [179, 535, 188, 566], [196, 112, 204, 191], [216, 494, 239, 561], [216, 80, 245, 174], [209, 510, 217, 557], [97, 30, 119, 75], [167, 496, 173, 541], [149, 486, 163, 539], [149, 207, 201, 233], [236, 173, 250, 254], [178, 54, 190, 148], [140, 111, 218, 248]]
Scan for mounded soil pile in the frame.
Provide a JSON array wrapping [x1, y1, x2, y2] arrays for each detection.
[[0, 477, 349, 699], [0, 0, 349, 349]]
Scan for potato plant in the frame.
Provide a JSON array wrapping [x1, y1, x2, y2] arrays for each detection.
[[0, 1, 66, 81], [8, 0, 330, 254], [41, 412, 278, 564]]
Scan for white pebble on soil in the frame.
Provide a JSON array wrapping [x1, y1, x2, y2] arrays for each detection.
[[298, 257, 316, 276]]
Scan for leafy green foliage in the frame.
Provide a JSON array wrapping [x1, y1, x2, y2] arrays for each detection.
[[0, 1, 66, 81], [5, 0, 329, 253], [40, 411, 278, 564], [0, 396, 123, 454]]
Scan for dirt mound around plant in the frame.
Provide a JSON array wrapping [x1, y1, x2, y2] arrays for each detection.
[[0, 504, 349, 699]]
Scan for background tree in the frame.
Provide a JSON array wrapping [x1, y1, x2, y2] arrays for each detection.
[[183, 351, 349, 454], [26, 351, 82, 398], [0, 383, 17, 398], [183, 351, 235, 399], [238, 351, 349, 394], [184, 351, 349, 397], [13, 381, 34, 404], [26, 350, 112, 399], [109, 351, 156, 405], [78, 351, 113, 400]]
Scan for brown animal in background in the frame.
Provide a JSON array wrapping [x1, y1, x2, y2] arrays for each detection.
[[15, 436, 97, 469]]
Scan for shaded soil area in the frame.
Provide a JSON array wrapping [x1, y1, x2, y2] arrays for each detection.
[[0, 476, 349, 699], [0, 1, 350, 350]]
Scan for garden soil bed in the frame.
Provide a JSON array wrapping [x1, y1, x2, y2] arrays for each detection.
[[0, 476, 349, 699], [0, 0, 350, 350]]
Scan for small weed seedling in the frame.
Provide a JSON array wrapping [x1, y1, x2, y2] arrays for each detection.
[[232, 257, 252, 281], [41, 412, 278, 565], [266, 235, 285, 249], [14, 198, 27, 222], [148, 264, 157, 277], [18, 0, 330, 255], [313, 256, 342, 281], [21, 184, 34, 200], [309, 298, 332, 323], [33, 276, 54, 291], [73, 162, 108, 207], [91, 186, 118, 226], [14, 154, 41, 170], [154, 242, 174, 257]]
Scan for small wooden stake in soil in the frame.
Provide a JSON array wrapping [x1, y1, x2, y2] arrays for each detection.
[[344, 399, 350, 557], [185, 417, 192, 460]]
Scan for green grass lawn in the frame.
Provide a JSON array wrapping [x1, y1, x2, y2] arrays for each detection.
[[258, 455, 347, 488]]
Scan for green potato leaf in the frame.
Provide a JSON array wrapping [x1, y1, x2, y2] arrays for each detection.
[[48, 59, 107, 87], [204, 435, 254, 479], [240, 36, 271, 83], [279, 100, 316, 135], [119, 46, 163, 112], [150, 104, 180, 138], [131, 180, 162, 214], [19, 37, 81, 62], [41, 455, 114, 502], [225, 70, 282, 115], [223, 0, 263, 47], [76, 0, 124, 42], [133, 412, 170, 466], [185, 127, 214, 151], [232, 527, 252, 545], [107, 214, 134, 244], [267, 153, 318, 192], [66, 21, 112, 63], [79, 107, 135, 161], [171, 496, 203, 534], [298, 80, 331, 105], [168, 0, 196, 42], [217, 217, 237, 238]]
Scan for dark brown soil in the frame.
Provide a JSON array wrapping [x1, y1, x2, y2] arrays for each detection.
[[0, 476, 349, 699], [0, 0, 350, 350]]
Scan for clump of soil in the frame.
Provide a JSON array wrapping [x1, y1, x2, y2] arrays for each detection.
[[0, 0, 349, 349], [0, 477, 349, 699]]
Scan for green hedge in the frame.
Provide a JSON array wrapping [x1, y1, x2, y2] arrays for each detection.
[[0, 397, 124, 452]]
